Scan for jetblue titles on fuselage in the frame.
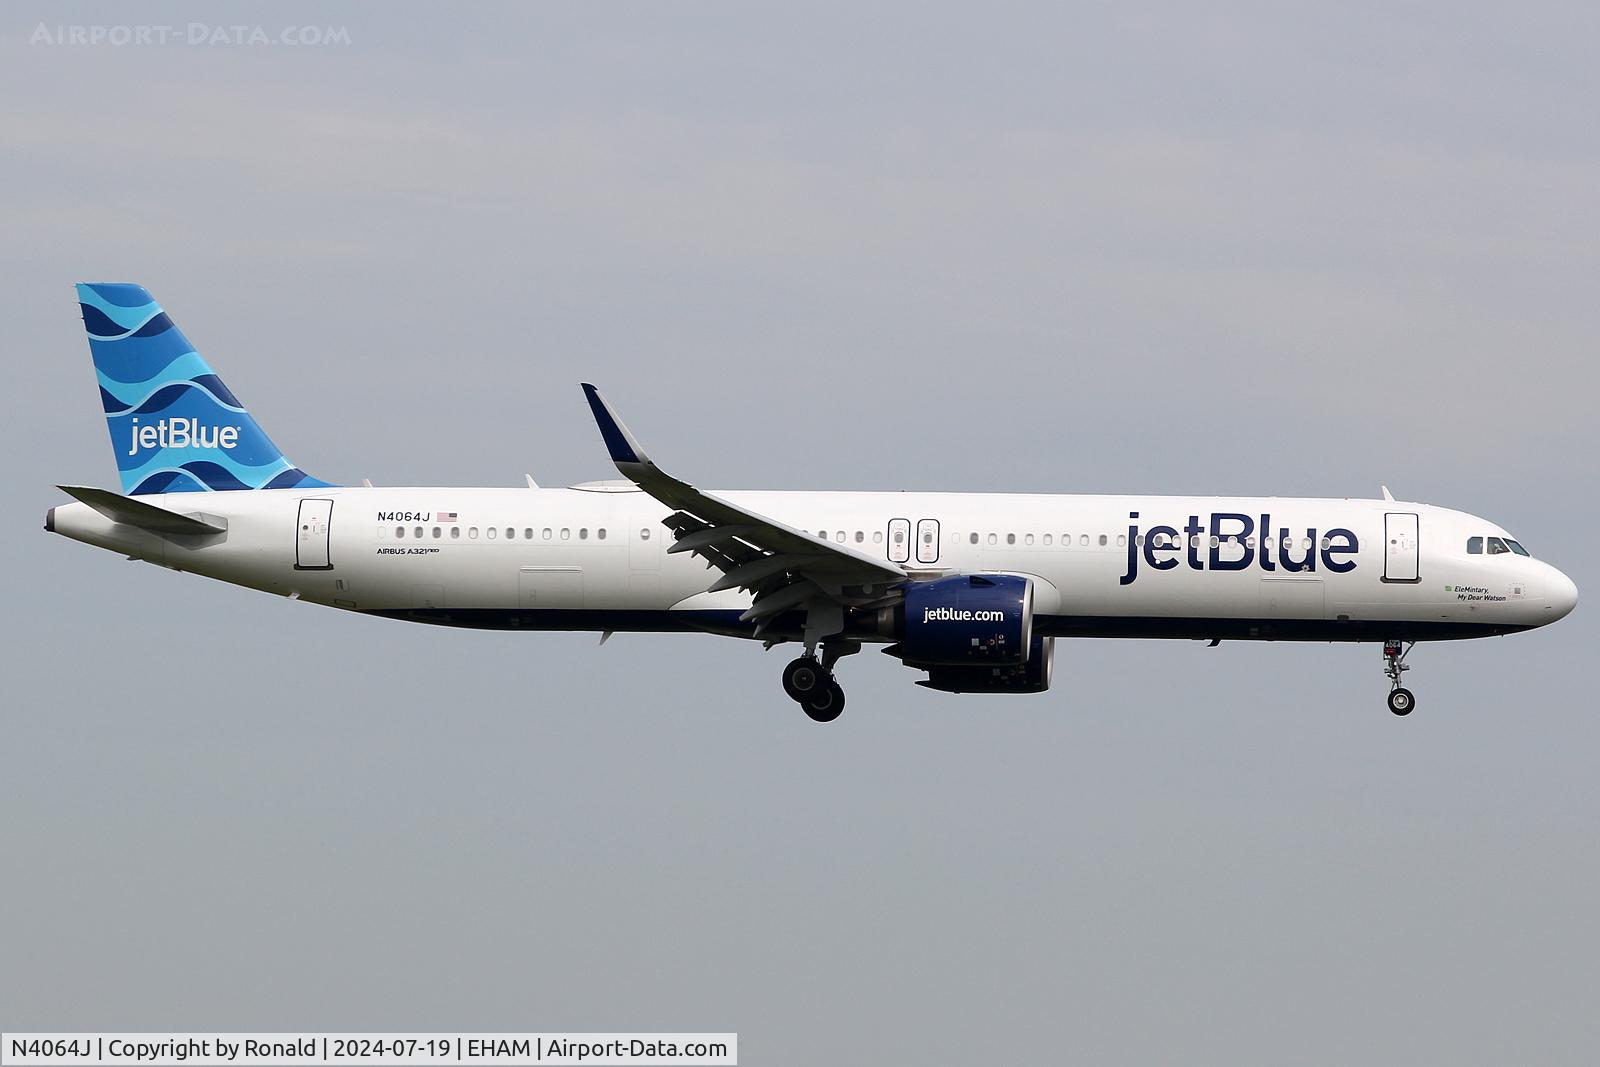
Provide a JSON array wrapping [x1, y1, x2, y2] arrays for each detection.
[[1119, 511, 1359, 585]]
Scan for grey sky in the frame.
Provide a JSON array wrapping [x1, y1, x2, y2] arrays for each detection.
[[3, 4, 1597, 1064]]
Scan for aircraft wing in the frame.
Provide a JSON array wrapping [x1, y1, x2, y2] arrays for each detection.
[[581, 384, 907, 632]]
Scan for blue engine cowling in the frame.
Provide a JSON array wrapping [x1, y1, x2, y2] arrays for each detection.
[[900, 573, 1034, 666], [920, 635, 1055, 694]]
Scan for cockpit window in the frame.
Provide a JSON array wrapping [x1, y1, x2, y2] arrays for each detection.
[[1471, 535, 1530, 557]]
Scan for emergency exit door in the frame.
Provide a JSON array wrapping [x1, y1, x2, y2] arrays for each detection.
[[887, 518, 911, 564], [916, 518, 941, 564], [1383, 512, 1419, 582], [295, 498, 334, 570]]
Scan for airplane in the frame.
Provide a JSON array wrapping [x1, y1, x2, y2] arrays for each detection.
[[48, 283, 1578, 722]]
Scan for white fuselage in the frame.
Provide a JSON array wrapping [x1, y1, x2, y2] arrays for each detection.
[[47, 484, 1578, 643]]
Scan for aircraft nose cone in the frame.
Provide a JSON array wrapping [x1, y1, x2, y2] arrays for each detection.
[[1548, 567, 1578, 621]]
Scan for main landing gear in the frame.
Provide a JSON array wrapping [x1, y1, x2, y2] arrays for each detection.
[[781, 640, 860, 723], [1383, 639, 1416, 716]]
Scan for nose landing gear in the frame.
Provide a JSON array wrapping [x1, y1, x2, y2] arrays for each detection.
[[781, 640, 859, 723], [1383, 640, 1416, 716]]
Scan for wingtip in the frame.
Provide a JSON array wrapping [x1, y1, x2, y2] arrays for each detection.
[[580, 383, 642, 466]]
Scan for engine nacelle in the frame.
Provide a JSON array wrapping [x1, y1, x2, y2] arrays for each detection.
[[920, 635, 1055, 694], [900, 573, 1034, 667]]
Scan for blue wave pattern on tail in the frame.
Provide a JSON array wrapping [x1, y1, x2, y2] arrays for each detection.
[[77, 283, 333, 495]]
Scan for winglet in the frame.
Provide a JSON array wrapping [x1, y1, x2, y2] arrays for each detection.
[[581, 383, 649, 469]]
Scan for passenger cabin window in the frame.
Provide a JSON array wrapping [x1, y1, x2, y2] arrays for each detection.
[[451, 527, 461, 539], [969, 533, 979, 545]]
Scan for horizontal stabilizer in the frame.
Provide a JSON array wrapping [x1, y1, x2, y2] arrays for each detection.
[[57, 485, 227, 536]]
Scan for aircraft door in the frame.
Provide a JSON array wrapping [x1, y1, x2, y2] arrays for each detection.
[[916, 518, 941, 564], [295, 498, 334, 570], [1384, 512, 1420, 582], [887, 518, 911, 563]]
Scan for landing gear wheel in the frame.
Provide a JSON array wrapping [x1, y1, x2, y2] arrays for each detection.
[[782, 657, 824, 701], [1381, 640, 1417, 716], [803, 681, 845, 723]]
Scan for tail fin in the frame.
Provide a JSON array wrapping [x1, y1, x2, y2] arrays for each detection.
[[76, 282, 333, 494]]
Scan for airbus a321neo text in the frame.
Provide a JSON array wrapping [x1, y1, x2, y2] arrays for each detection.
[[48, 284, 1578, 722]]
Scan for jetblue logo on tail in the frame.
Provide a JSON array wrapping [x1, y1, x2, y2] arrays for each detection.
[[126, 417, 239, 455]]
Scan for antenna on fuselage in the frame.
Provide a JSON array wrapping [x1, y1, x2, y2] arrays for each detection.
[[525, 474, 539, 489], [1381, 485, 1395, 502]]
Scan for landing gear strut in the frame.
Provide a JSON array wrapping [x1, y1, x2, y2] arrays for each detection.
[[1383, 640, 1416, 716], [782, 639, 860, 723]]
